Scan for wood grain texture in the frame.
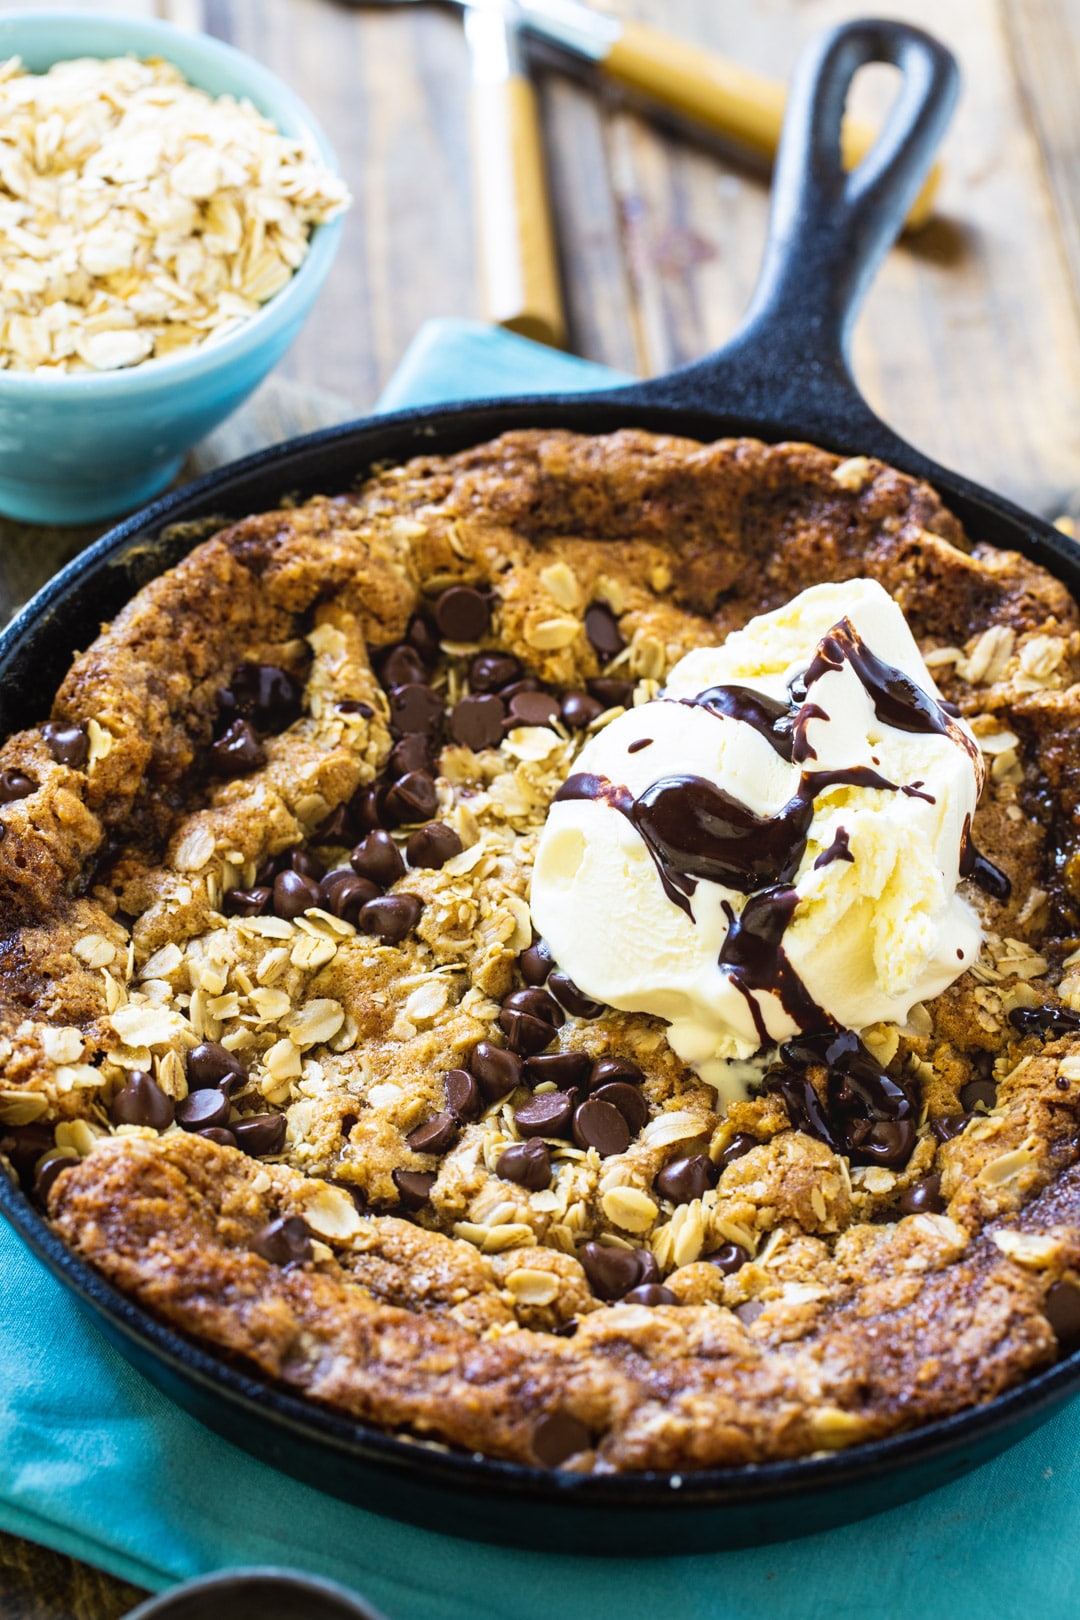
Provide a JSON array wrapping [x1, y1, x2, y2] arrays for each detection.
[[1, 0, 1080, 1610]]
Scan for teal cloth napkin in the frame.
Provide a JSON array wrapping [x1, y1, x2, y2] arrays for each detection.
[[2, 318, 1078, 1619]]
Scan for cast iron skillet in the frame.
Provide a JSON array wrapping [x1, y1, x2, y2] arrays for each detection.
[[3, 18, 1080, 1556]]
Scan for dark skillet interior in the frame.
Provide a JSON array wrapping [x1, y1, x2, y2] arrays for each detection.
[[3, 19, 1080, 1555]]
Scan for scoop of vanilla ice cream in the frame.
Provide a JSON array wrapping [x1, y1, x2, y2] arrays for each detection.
[[531, 579, 984, 1088]]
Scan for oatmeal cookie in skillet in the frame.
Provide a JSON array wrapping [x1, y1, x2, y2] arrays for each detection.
[[4, 428, 1080, 1473]]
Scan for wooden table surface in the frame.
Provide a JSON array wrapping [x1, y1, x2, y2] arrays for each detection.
[[3, 0, 1080, 1611]]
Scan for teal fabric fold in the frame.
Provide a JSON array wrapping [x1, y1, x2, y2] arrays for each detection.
[[2, 318, 1077, 1619]]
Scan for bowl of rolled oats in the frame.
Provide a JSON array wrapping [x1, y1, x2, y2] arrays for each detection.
[[0, 12, 350, 524]]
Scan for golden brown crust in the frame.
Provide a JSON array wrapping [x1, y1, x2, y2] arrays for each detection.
[[3, 429, 1080, 1471]]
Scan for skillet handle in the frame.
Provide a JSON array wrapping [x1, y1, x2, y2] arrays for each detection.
[[636, 19, 959, 455]]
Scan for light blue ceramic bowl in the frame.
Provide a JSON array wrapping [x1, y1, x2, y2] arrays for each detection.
[[0, 12, 345, 524]]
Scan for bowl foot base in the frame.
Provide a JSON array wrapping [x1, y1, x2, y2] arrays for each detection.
[[0, 457, 185, 526]]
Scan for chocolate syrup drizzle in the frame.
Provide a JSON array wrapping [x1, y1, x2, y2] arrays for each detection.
[[554, 618, 1012, 1167]]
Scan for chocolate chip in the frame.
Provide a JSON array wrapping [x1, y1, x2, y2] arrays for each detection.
[[330, 1177, 368, 1214], [572, 1097, 630, 1157], [220, 663, 304, 734], [288, 849, 324, 881], [622, 1284, 678, 1307], [1045, 1279, 1080, 1351], [960, 1079, 997, 1112], [450, 694, 504, 750], [552, 1319, 579, 1338], [899, 1174, 945, 1215], [656, 1153, 717, 1204], [0, 769, 35, 804], [254, 1215, 313, 1266], [273, 868, 321, 920], [434, 584, 490, 642], [500, 1009, 556, 1057], [358, 892, 423, 944], [198, 1128, 237, 1148], [735, 1300, 765, 1326], [209, 718, 265, 776], [336, 700, 374, 718], [469, 1041, 522, 1101], [469, 651, 521, 692], [351, 829, 406, 887], [380, 644, 427, 689], [514, 1091, 575, 1138], [496, 1138, 551, 1190], [41, 721, 89, 769], [407, 612, 441, 665], [232, 1113, 287, 1157], [561, 691, 604, 729], [389, 733, 435, 778], [524, 1050, 591, 1090], [588, 1056, 644, 1091], [319, 868, 378, 922], [34, 1154, 79, 1204], [176, 1089, 231, 1132], [109, 1071, 174, 1131], [847, 1116, 917, 1169], [388, 683, 442, 738], [223, 885, 272, 917], [499, 678, 543, 703], [931, 1113, 972, 1143], [716, 1132, 758, 1168], [584, 602, 625, 661], [406, 1112, 459, 1155], [350, 783, 386, 832], [0, 1122, 54, 1187], [587, 678, 635, 710], [548, 972, 605, 1019], [508, 691, 560, 728], [315, 805, 356, 848], [406, 822, 462, 869], [444, 1068, 482, 1121], [392, 1168, 436, 1210], [383, 770, 438, 825], [579, 1241, 641, 1301], [502, 987, 564, 1027], [519, 939, 554, 986], [186, 1041, 246, 1093], [703, 1242, 750, 1276], [592, 1082, 649, 1136], [531, 1410, 591, 1468]]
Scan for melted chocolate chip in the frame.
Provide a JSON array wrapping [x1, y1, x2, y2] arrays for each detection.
[[500, 1009, 556, 1057], [525, 1051, 592, 1090], [572, 1097, 630, 1157], [379, 644, 427, 689], [531, 1411, 591, 1467], [383, 770, 438, 825], [588, 1056, 644, 1091], [288, 849, 324, 881], [407, 613, 441, 666], [0, 770, 35, 804], [561, 692, 604, 730], [587, 678, 634, 710], [351, 829, 406, 887], [1009, 1005, 1080, 1039], [406, 1112, 459, 1155], [579, 1242, 654, 1300], [34, 1154, 79, 1204], [209, 718, 265, 776], [406, 822, 462, 869], [444, 1068, 482, 1121], [508, 691, 560, 728], [1045, 1279, 1080, 1351], [273, 868, 321, 920], [584, 602, 625, 661], [515, 1091, 575, 1138], [232, 1113, 287, 1157], [960, 1078, 997, 1112], [434, 585, 490, 642], [899, 1174, 945, 1215], [223, 885, 272, 917], [656, 1153, 716, 1204], [703, 1242, 750, 1275], [357, 893, 423, 944], [254, 1215, 313, 1266], [931, 1113, 972, 1143], [336, 700, 374, 719], [716, 1132, 758, 1169], [198, 1127, 237, 1149], [497, 1138, 552, 1190], [502, 987, 564, 1027], [778, 1028, 918, 1169], [388, 683, 442, 738], [470, 651, 522, 693], [0, 1122, 55, 1188], [547, 972, 605, 1020], [959, 813, 1012, 900], [519, 939, 554, 986], [41, 721, 89, 769], [220, 663, 304, 735], [392, 1168, 436, 1209], [109, 1071, 174, 1131], [591, 1082, 648, 1135], [175, 1089, 231, 1132], [450, 694, 505, 751], [319, 868, 378, 922], [389, 733, 435, 778], [350, 783, 386, 833], [469, 1041, 522, 1101], [186, 1041, 246, 1093], [622, 1284, 678, 1307]]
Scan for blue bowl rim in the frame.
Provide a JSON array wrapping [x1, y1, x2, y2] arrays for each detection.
[[0, 9, 345, 396]]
